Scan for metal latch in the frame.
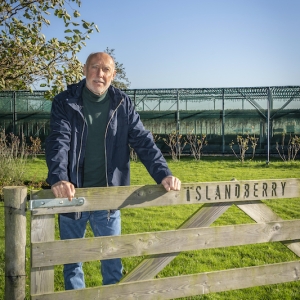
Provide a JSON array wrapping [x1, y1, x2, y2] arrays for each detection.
[[29, 197, 85, 210]]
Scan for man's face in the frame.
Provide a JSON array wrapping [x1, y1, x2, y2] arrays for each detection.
[[83, 53, 116, 95]]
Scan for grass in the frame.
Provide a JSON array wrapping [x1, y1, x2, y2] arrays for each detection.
[[1, 155, 300, 299]]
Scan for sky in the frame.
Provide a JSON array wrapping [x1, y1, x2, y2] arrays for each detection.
[[46, 0, 300, 89]]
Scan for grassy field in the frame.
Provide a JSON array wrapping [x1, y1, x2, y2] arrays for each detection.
[[1, 155, 300, 299]]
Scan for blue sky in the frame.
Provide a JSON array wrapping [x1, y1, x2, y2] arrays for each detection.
[[48, 0, 300, 89]]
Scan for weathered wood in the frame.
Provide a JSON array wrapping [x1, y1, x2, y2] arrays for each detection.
[[31, 219, 300, 268], [4, 186, 27, 300], [180, 203, 231, 228], [237, 201, 300, 257], [30, 260, 300, 300], [237, 201, 282, 223], [30, 215, 55, 295], [30, 179, 300, 215], [122, 202, 231, 282], [28, 178, 300, 299]]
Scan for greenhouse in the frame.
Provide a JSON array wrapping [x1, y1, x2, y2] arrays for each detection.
[[0, 86, 299, 161]]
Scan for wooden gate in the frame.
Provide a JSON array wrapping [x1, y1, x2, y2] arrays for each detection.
[[29, 178, 300, 299]]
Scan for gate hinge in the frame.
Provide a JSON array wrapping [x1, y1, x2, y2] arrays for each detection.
[[28, 197, 85, 210]]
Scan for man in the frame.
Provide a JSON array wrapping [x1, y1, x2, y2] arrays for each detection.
[[45, 52, 181, 290]]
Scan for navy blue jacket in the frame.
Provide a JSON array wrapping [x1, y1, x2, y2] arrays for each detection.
[[46, 79, 172, 188]]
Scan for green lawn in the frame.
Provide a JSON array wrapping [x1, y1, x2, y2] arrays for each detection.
[[1, 155, 300, 299]]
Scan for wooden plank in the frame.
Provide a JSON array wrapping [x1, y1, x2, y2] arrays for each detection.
[[237, 201, 300, 257], [4, 186, 27, 300], [32, 219, 300, 268], [31, 261, 300, 300], [30, 215, 55, 295], [30, 179, 300, 215], [122, 203, 231, 282], [180, 203, 232, 228], [31, 203, 231, 275]]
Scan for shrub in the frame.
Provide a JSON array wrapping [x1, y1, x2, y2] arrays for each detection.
[[276, 133, 300, 161], [29, 136, 42, 158], [185, 132, 207, 160], [163, 131, 186, 161], [229, 134, 259, 163], [0, 129, 28, 200]]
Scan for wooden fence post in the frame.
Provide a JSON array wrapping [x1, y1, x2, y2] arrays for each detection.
[[4, 186, 27, 300]]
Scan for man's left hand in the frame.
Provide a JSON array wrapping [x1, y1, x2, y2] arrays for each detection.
[[161, 176, 181, 191]]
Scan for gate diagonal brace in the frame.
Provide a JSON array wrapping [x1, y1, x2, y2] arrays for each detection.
[[28, 197, 85, 210]]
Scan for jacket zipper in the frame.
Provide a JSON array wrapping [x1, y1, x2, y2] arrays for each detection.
[[77, 115, 86, 188], [104, 98, 124, 187]]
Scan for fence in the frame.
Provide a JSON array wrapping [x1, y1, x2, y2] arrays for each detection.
[[4, 178, 300, 299]]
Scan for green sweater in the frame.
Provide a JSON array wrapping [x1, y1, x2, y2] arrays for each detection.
[[82, 86, 111, 187]]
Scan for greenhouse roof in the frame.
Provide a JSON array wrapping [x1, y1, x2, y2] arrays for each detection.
[[0, 86, 299, 116], [124, 86, 300, 102]]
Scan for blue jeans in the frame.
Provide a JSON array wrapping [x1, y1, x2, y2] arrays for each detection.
[[59, 210, 123, 289]]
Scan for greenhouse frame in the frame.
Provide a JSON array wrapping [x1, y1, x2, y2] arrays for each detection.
[[0, 86, 299, 162]]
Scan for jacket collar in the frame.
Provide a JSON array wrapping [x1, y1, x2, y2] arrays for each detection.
[[66, 79, 86, 106], [66, 79, 123, 107], [108, 85, 124, 110]]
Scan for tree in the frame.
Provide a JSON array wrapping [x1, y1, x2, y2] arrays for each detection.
[[104, 47, 131, 90], [0, 0, 99, 99]]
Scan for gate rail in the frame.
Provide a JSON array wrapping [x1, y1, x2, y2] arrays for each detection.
[[4, 178, 300, 299]]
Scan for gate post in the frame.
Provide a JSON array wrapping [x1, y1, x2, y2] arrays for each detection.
[[4, 186, 27, 300]]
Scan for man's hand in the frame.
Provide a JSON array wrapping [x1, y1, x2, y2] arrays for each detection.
[[161, 176, 181, 191], [51, 180, 75, 201]]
